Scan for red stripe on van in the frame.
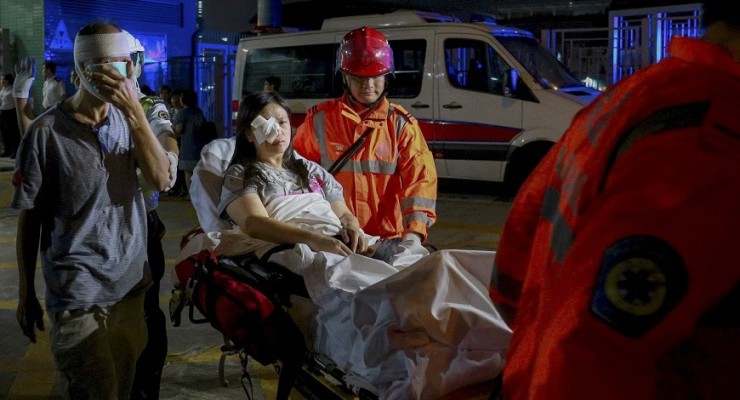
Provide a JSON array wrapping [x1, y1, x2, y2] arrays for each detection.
[[429, 120, 521, 143]]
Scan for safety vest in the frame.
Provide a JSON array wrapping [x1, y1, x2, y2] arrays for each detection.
[[294, 94, 437, 240], [492, 37, 740, 399]]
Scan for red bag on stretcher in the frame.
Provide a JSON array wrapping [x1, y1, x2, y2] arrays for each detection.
[[173, 229, 305, 367]]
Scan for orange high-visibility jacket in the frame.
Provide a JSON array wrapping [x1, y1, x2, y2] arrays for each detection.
[[294, 94, 437, 240], [491, 37, 740, 399]]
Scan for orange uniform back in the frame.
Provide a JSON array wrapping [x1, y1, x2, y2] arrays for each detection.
[[492, 37, 740, 399]]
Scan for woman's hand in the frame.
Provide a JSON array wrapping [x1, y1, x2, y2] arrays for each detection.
[[340, 223, 368, 254], [306, 233, 353, 257], [330, 200, 367, 254]]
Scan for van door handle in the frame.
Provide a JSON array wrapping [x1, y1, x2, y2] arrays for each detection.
[[411, 102, 430, 109], [442, 102, 462, 109]]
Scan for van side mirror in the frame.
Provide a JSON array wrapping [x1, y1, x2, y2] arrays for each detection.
[[503, 68, 519, 97]]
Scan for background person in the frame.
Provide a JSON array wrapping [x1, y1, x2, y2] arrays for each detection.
[[174, 89, 206, 196], [263, 75, 281, 93], [167, 88, 188, 197], [170, 88, 183, 119], [13, 60, 79, 143], [13, 20, 173, 399], [157, 84, 173, 112], [490, 0, 740, 398], [0, 74, 21, 157], [293, 26, 437, 244], [41, 61, 66, 109], [123, 29, 180, 400]]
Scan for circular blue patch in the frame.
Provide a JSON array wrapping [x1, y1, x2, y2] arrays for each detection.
[[591, 236, 687, 338]]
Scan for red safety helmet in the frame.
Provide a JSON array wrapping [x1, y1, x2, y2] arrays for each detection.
[[337, 26, 394, 77]]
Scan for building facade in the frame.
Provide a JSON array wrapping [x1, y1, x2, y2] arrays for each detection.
[[0, 0, 198, 112]]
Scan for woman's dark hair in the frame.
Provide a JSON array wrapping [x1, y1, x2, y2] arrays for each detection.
[[230, 91, 309, 188], [3, 74, 14, 84]]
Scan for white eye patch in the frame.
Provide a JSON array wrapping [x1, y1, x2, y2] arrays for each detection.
[[250, 115, 281, 144]]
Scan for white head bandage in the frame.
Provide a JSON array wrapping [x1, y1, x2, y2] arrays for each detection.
[[74, 32, 130, 65], [250, 115, 281, 144], [73, 32, 130, 101]]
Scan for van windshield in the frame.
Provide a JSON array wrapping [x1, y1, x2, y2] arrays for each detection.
[[495, 35, 583, 89]]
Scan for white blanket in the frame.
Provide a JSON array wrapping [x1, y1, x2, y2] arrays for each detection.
[[271, 246, 510, 399], [179, 193, 511, 399]]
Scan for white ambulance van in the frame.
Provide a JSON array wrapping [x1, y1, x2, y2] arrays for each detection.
[[232, 10, 600, 188]]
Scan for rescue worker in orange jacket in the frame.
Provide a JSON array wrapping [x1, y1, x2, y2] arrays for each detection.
[[490, 1, 740, 398], [294, 26, 437, 243]]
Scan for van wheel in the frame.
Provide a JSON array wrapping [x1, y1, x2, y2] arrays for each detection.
[[503, 142, 554, 197]]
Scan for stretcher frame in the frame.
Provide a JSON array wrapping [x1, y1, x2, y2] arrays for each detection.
[[170, 246, 381, 400]]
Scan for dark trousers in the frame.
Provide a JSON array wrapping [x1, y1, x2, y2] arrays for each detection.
[[131, 210, 168, 400], [0, 109, 20, 157]]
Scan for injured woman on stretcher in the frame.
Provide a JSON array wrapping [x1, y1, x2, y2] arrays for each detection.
[[176, 92, 511, 400]]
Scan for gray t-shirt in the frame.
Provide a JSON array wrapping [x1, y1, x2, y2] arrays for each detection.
[[218, 159, 344, 219], [12, 104, 150, 312]]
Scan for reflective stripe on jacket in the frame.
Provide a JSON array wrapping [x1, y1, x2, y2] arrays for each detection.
[[294, 93, 437, 240]]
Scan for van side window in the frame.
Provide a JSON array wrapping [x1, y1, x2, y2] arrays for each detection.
[[444, 39, 510, 96], [387, 39, 426, 98], [242, 44, 338, 99]]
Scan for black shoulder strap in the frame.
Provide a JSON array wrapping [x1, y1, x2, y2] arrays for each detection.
[[327, 127, 373, 175], [598, 101, 710, 192]]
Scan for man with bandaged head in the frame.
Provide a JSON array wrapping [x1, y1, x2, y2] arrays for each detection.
[[11, 20, 174, 399]]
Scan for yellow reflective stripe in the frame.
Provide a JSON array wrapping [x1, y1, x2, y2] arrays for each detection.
[[313, 111, 333, 170], [338, 159, 397, 174], [402, 196, 436, 210], [403, 211, 434, 227], [340, 109, 361, 124], [394, 114, 406, 138]]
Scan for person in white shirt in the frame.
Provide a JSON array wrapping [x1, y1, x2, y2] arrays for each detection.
[[42, 61, 66, 109]]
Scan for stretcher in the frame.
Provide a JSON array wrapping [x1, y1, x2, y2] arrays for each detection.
[[169, 228, 508, 400], [171, 140, 509, 399], [169, 234, 382, 400]]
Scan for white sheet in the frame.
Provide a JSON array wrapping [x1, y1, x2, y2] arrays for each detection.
[[178, 192, 511, 399], [271, 245, 510, 399]]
